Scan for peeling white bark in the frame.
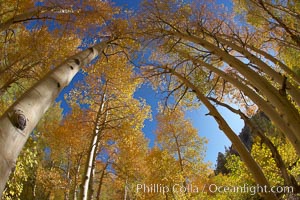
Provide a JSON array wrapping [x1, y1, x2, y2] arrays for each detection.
[[0, 40, 109, 196]]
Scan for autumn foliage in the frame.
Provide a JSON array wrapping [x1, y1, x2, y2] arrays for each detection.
[[0, 0, 299, 200]]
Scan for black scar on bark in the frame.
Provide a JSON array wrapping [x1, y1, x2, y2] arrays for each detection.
[[70, 58, 80, 70], [74, 58, 80, 65], [88, 47, 94, 53], [14, 110, 26, 130]]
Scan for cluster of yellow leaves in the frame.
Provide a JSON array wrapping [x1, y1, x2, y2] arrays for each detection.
[[212, 114, 300, 199], [0, 0, 34, 23], [2, 138, 38, 200], [142, 107, 211, 200], [0, 23, 81, 114], [232, 0, 300, 74]]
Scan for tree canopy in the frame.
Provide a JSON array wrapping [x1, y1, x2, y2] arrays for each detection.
[[0, 0, 299, 199]]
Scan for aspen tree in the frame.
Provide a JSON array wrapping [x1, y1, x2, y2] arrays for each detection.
[[0, 40, 109, 196]]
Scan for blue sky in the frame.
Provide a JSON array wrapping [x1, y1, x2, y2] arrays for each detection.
[[134, 83, 244, 167], [112, 0, 142, 8], [55, 0, 243, 167], [113, 0, 242, 167], [186, 105, 243, 166]]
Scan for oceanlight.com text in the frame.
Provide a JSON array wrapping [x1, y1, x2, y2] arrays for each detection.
[[208, 184, 294, 196]]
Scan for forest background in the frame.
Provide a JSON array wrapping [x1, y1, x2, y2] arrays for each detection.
[[0, 0, 299, 199]]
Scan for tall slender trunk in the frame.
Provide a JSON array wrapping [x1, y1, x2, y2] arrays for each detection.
[[208, 97, 300, 192], [88, 152, 97, 200], [80, 93, 108, 200], [176, 50, 300, 155], [80, 124, 101, 200], [96, 161, 109, 200], [172, 132, 187, 194], [33, 180, 36, 200], [210, 34, 300, 107], [65, 147, 72, 200], [0, 39, 109, 197], [124, 179, 128, 200], [246, 44, 300, 85], [170, 31, 300, 143], [163, 65, 278, 200], [72, 155, 82, 200]]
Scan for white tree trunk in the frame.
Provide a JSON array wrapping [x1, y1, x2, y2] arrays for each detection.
[[170, 31, 300, 146], [180, 52, 300, 155], [164, 66, 279, 200], [212, 35, 300, 107], [81, 129, 99, 200], [80, 94, 107, 200], [0, 40, 109, 197]]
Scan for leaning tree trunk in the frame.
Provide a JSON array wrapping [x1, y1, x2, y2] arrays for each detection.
[[0, 39, 109, 197], [211, 34, 300, 107], [208, 97, 299, 191], [175, 49, 300, 155], [163, 66, 279, 200], [170, 31, 300, 143]]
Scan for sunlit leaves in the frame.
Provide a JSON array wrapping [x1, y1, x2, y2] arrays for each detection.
[[1, 0, 299, 199], [148, 107, 211, 199], [232, 0, 300, 73], [2, 137, 38, 200]]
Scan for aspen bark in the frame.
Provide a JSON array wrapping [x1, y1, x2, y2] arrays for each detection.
[[80, 94, 107, 200], [170, 31, 300, 143], [180, 54, 300, 155], [0, 40, 109, 197], [96, 162, 109, 200], [256, 0, 300, 48], [72, 155, 83, 200], [208, 97, 299, 190], [209, 34, 300, 107], [164, 66, 278, 200], [80, 122, 101, 200], [245, 44, 300, 85], [172, 131, 188, 193], [124, 179, 128, 200]]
